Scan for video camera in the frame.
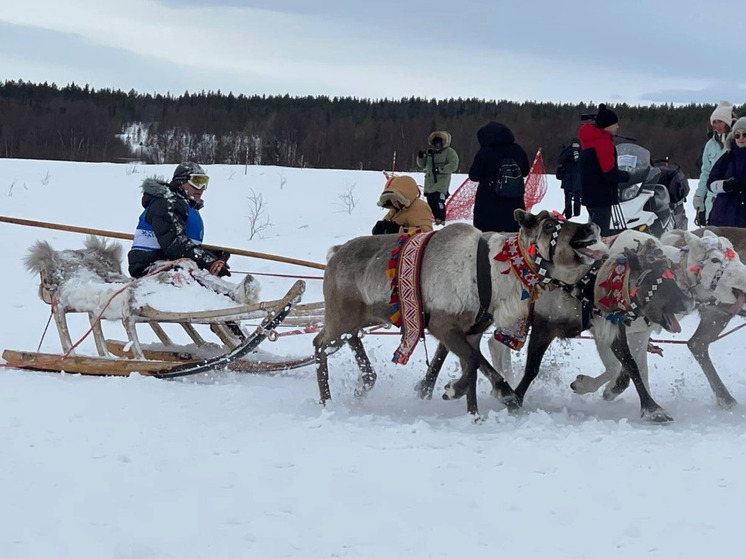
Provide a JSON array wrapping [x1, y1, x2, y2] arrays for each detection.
[[580, 113, 597, 122]]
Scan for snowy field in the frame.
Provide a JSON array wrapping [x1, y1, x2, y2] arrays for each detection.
[[1, 159, 745, 558]]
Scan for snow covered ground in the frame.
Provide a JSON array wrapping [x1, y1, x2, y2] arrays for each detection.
[[1, 159, 745, 558]]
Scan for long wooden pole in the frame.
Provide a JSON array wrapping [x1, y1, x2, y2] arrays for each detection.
[[0, 215, 326, 271]]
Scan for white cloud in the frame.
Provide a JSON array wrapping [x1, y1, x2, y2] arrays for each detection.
[[0, 0, 738, 104]]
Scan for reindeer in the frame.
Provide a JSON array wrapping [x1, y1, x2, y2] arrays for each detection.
[[480, 233, 692, 423], [313, 210, 607, 416], [571, 228, 746, 409]]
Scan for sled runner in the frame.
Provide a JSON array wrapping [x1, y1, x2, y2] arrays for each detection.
[[0, 236, 318, 377], [2, 279, 308, 377]]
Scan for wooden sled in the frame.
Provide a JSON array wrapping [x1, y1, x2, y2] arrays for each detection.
[[2, 279, 310, 377]]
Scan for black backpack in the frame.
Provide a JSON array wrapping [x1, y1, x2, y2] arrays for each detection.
[[493, 158, 524, 198]]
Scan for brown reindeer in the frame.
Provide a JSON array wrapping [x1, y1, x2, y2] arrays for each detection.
[[313, 210, 607, 416]]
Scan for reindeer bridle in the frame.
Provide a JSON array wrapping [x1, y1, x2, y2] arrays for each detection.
[[678, 241, 738, 302]]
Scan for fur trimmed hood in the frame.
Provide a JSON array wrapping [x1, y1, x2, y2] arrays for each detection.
[[427, 131, 452, 148], [140, 177, 203, 210], [377, 175, 420, 208], [141, 177, 172, 198]]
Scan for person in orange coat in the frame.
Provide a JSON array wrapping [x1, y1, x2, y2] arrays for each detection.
[[371, 175, 434, 235]]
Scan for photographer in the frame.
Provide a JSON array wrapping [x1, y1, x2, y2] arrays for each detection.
[[415, 131, 459, 225], [371, 175, 433, 235]]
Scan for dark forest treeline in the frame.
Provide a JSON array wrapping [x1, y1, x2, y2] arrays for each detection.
[[1, 79, 740, 177]]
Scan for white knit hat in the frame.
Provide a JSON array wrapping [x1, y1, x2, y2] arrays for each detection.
[[711, 100, 736, 125]]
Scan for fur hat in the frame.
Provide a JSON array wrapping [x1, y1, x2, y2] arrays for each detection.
[[172, 162, 206, 185], [710, 101, 736, 125], [595, 104, 619, 129]]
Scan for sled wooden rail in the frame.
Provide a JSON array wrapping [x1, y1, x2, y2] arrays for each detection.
[[0, 215, 327, 271]]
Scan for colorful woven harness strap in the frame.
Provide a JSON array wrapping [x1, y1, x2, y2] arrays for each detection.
[[389, 230, 436, 365]]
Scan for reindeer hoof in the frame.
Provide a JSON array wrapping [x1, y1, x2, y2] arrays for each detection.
[[414, 379, 434, 400], [442, 381, 458, 400], [354, 379, 375, 399], [603, 375, 630, 401], [641, 408, 674, 424], [501, 394, 522, 411], [717, 397, 738, 410], [570, 375, 593, 394]]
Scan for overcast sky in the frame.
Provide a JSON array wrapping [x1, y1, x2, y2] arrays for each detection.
[[0, 0, 742, 106]]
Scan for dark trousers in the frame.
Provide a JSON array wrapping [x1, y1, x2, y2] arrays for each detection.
[[563, 189, 582, 219], [587, 206, 612, 236], [425, 191, 447, 221]]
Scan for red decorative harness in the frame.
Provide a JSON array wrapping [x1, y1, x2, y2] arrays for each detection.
[[492, 233, 543, 350], [388, 230, 436, 365], [494, 233, 543, 303]]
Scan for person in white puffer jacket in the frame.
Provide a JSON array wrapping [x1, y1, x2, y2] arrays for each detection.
[[693, 101, 738, 225]]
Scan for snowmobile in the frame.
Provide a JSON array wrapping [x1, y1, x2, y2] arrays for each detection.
[[611, 143, 689, 237]]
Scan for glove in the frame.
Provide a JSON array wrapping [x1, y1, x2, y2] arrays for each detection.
[[692, 194, 705, 212], [209, 260, 231, 277], [371, 220, 401, 235], [694, 210, 707, 227], [211, 249, 231, 263], [426, 148, 435, 156], [723, 177, 745, 194], [417, 150, 425, 159]]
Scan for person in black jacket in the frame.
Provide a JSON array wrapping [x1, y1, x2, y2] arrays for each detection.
[[578, 104, 630, 235], [556, 138, 582, 218], [128, 162, 230, 278], [468, 122, 530, 232]]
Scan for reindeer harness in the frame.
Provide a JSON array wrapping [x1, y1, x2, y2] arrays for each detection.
[[597, 257, 677, 326]]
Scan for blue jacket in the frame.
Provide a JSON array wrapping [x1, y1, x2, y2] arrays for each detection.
[[127, 178, 219, 277]]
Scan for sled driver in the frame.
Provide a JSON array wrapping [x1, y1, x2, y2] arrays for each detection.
[[127, 162, 259, 303]]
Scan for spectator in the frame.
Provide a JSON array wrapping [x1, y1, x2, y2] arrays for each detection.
[[578, 104, 630, 235], [468, 121, 530, 232], [707, 117, 746, 227], [371, 175, 434, 235], [693, 101, 737, 225], [556, 138, 582, 218], [416, 131, 459, 225]]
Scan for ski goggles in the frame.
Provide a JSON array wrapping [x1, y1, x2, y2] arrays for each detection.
[[186, 173, 209, 190]]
